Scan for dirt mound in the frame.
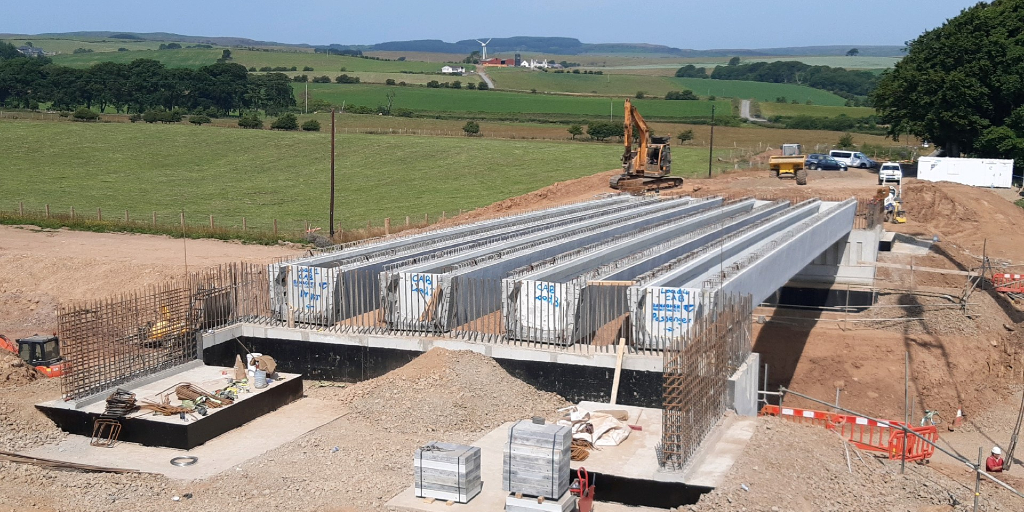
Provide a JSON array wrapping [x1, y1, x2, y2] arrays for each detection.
[[895, 181, 1024, 264], [0, 351, 42, 388], [340, 348, 569, 433], [689, 416, 1015, 511]]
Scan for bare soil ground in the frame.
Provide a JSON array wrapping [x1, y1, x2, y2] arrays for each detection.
[[2, 164, 1024, 511]]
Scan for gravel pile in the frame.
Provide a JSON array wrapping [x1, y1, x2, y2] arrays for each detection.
[[0, 378, 65, 452], [336, 348, 569, 434]]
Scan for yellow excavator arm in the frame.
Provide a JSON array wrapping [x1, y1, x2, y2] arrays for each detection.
[[623, 98, 650, 174]]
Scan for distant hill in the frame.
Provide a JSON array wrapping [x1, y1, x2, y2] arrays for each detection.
[[0, 32, 905, 57]]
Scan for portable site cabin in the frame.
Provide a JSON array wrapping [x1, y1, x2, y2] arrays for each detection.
[[916, 157, 1014, 188]]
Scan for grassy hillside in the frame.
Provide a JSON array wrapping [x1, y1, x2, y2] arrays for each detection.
[[486, 68, 849, 106], [1, 37, 164, 53], [50, 48, 449, 73], [0, 120, 730, 231], [301, 83, 732, 119]]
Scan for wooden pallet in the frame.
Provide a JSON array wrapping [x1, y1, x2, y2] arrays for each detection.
[[502, 421, 572, 500], [414, 442, 482, 504], [504, 491, 575, 512]]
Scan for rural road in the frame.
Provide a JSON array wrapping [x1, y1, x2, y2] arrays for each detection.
[[476, 67, 495, 89], [740, 99, 767, 123]]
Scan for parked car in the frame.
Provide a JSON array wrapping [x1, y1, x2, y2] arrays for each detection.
[[878, 162, 903, 185], [805, 154, 847, 171], [829, 150, 877, 168]]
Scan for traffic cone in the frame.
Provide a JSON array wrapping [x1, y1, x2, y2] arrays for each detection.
[[951, 408, 963, 431]]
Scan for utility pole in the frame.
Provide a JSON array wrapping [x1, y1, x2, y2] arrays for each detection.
[[707, 105, 716, 178], [329, 109, 336, 239]]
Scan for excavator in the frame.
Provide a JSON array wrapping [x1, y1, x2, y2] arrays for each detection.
[[1, 333, 66, 378], [609, 99, 682, 192]]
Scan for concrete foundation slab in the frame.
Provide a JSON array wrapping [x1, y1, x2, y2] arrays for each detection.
[[22, 397, 346, 479], [37, 364, 303, 449], [388, 401, 756, 511]]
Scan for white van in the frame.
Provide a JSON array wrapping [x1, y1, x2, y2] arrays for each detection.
[[829, 150, 875, 168]]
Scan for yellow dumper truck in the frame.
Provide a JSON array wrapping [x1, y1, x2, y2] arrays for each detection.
[[768, 143, 808, 186]]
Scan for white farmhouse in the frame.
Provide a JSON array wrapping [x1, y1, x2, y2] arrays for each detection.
[[441, 65, 466, 74]]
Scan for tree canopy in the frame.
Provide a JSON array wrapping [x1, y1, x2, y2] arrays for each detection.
[[872, 0, 1024, 165], [0, 51, 294, 114]]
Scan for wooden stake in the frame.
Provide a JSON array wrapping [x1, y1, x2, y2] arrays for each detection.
[[242, 217, 246, 231], [97, 208, 102, 221], [45, 204, 49, 218], [384, 217, 391, 235], [405, 215, 410, 226], [209, 215, 214, 229], [180, 212, 185, 230], [152, 211, 156, 227], [125, 210, 129, 223], [274, 219, 278, 236], [610, 337, 627, 404], [70, 206, 74, 220], [19, 202, 23, 216]]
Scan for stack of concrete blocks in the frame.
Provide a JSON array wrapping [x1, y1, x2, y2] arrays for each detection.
[[502, 421, 574, 512], [413, 442, 482, 503]]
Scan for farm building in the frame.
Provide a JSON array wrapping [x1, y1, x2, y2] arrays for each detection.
[[441, 65, 466, 74]]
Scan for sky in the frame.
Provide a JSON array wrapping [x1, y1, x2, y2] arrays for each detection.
[[1, 0, 981, 49]]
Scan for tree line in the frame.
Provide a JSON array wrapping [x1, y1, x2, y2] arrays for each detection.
[[873, 0, 1024, 166], [0, 42, 295, 115], [697, 60, 878, 101]]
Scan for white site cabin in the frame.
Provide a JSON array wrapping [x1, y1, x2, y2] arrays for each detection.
[[917, 156, 1014, 188]]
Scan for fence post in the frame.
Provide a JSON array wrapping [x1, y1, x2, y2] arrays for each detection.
[[19, 202, 23, 216], [242, 217, 246, 231], [274, 219, 278, 236], [70, 206, 74, 220], [125, 210, 129, 223], [384, 217, 391, 235], [97, 208, 102, 221], [180, 212, 185, 230], [405, 215, 410, 227], [424, 213, 428, 224], [441, 211, 446, 221], [152, 211, 156, 227], [46, 204, 50, 218], [209, 215, 214, 229]]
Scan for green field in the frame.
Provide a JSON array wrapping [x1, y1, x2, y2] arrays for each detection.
[[759, 102, 876, 118], [0, 121, 734, 232], [486, 68, 849, 106], [301, 83, 732, 118], [1, 37, 165, 54], [738, 56, 901, 69], [50, 48, 455, 73]]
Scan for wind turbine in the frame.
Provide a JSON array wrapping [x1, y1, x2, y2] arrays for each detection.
[[475, 38, 491, 61]]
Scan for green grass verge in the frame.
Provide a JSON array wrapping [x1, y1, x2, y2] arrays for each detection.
[[759, 103, 876, 118], [486, 68, 849, 106], [302, 83, 732, 119], [50, 48, 450, 73], [1, 120, 735, 236]]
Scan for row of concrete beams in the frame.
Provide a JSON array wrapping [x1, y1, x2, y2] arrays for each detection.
[[273, 196, 648, 323], [629, 199, 857, 346], [380, 197, 725, 332], [291, 195, 632, 269], [500, 200, 793, 344]]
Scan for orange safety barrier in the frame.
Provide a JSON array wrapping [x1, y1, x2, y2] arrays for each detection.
[[992, 273, 1024, 293], [760, 405, 938, 461]]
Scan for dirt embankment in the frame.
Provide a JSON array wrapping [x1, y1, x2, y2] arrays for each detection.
[[0, 226, 301, 339]]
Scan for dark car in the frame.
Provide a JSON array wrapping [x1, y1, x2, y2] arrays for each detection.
[[804, 154, 847, 171]]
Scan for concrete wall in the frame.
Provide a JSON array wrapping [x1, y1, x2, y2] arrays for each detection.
[[727, 352, 760, 417], [201, 323, 667, 407], [791, 226, 881, 286]]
